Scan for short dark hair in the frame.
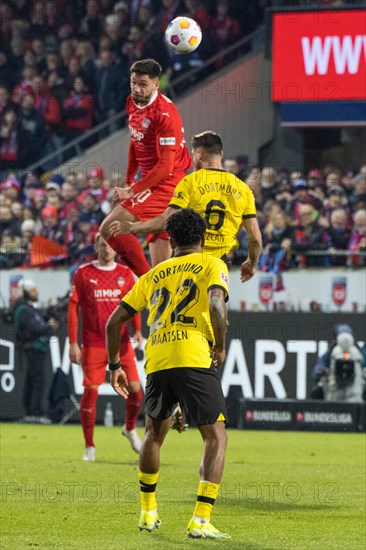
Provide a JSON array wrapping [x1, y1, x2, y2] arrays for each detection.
[[192, 131, 223, 155], [130, 59, 162, 79], [166, 208, 206, 247]]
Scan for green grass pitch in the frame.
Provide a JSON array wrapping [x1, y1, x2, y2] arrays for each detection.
[[1, 423, 365, 549]]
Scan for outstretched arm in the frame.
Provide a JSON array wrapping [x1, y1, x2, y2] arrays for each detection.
[[240, 217, 262, 283]]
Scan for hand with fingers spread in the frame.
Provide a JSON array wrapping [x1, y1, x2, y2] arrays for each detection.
[[110, 367, 129, 399]]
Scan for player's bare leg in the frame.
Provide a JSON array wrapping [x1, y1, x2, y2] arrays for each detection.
[[122, 380, 143, 454], [148, 238, 172, 267], [187, 421, 230, 539], [100, 205, 150, 277], [137, 415, 171, 532], [80, 384, 99, 461]]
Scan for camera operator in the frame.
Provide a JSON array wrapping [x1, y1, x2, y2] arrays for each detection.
[[312, 324, 365, 403], [13, 280, 59, 422]]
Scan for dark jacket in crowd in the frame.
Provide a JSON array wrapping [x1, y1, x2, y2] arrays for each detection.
[[13, 299, 54, 352]]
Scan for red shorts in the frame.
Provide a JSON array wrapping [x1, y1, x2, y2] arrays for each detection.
[[122, 180, 183, 243], [81, 345, 139, 386]]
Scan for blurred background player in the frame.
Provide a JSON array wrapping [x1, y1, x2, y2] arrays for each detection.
[[106, 209, 230, 538], [100, 58, 191, 271], [67, 234, 143, 461], [113, 131, 263, 283]]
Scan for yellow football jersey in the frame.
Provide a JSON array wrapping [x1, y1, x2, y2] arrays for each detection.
[[121, 252, 229, 374], [169, 169, 256, 258]]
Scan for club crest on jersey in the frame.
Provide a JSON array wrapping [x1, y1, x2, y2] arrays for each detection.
[[160, 137, 176, 146], [220, 271, 229, 285], [142, 118, 151, 129], [117, 277, 125, 287]]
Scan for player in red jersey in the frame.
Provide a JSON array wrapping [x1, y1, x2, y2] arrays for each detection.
[[100, 58, 192, 270], [67, 234, 144, 461]]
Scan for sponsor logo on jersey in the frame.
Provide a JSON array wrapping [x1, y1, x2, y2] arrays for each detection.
[[90, 279, 98, 284], [129, 124, 144, 141], [142, 118, 151, 129], [162, 112, 170, 117], [220, 271, 229, 285], [159, 137, 176, 145], [117, 277, 125, 287], [94, 289, 122, 298]]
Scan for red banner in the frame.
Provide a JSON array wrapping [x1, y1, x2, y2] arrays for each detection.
[[272, 10, 366, 101]]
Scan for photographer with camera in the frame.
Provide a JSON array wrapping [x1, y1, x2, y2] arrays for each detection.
[[312, 324, 366, 403], [13, 279, 59, 423]]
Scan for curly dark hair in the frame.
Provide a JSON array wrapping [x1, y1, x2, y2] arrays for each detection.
[[166, 208, 206, 247], [191, 131, 223, 155], [130, 59, 162, 79]]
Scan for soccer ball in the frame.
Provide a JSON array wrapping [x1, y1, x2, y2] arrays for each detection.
[[165, 17, 202, 54]]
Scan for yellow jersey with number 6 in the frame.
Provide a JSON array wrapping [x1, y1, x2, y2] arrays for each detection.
[[169, 168, 256, 258], [121, 252, 229, 374]]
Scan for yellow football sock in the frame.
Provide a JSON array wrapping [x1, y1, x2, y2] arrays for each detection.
[[193, 481, 220, 520], [138, 471, 159, 511]]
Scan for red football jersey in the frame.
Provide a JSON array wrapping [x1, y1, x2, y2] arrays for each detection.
[[69, 261, 136, 348], [126, 91, 191, 189]]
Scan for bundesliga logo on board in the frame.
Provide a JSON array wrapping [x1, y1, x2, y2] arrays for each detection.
[[165, 17, 202, 54]]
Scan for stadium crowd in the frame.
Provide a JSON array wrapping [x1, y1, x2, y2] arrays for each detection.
[[0, 0, 261, 169], [0, 161, 365, 273]]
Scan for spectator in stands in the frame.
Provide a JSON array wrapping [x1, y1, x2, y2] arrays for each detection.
[[40, 205, 64, 244], [95, 49, 128, 132], [122, 24, 145, 67], [292, 203, 331, 267], [320, 185, 348, 226], [32, 74, 63, 153], [0, 51, 18, 93], [104, 13, 124, 52], [68, 212, 98, 262], [63, 76, 94, 144], [349, 174, 366, 209], [113, 1, 131, 42], [64, 56, 82, 89], [20, 219, 37, 265], [0, 176, 21, 204], [0, 229, 23, 268], [60, 39, 77, 70], [11, 66, 36, 104], [328, 208, 351, 267], [80, 192, 106, 226], [75, 40, 96, 91], [0, 85, 18, 118], [259, 209, 293, 282], [274, 176, 293, 213], [137, 4, 170, 71], [79, 167, 108, 204], [19, 92, 47, 164], [43, 51, 64, 79], [59, 181, 79, 217], [184, 0, 211, 28], [79, 0, 104, 47], [223, 158, 239, 175], [31, 38, 46, 73], [212, 0, 240, 59], [307, 168, 323, 189], [325, 170, 341, 190], [0, 203, 21, 238], [0, 109, 30, 172], [260, 166, 278, 201], [348, 209, 366, 267]]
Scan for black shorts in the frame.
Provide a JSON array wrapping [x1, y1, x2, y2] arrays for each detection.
[[144, 366, 227, 426]]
